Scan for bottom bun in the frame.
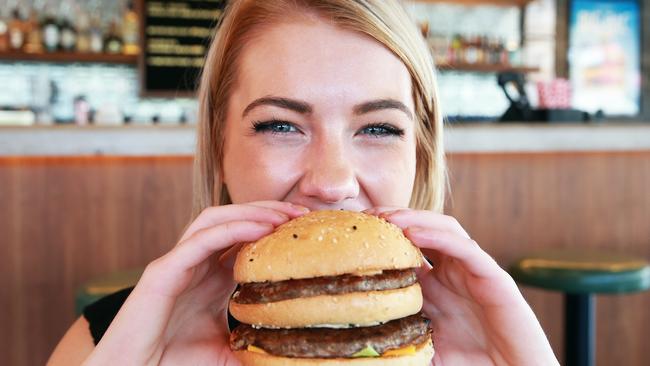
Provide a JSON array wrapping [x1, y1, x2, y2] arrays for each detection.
[[233, 339, 434, 366]]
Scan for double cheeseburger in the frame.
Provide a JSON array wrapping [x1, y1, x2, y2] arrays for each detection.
[[229, 210, 434, 365]]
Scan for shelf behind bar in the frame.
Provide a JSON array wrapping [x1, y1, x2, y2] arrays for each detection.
[[0, 51, 138, 64], [412, 0, 532, 6], [437, 62, 539, 73]]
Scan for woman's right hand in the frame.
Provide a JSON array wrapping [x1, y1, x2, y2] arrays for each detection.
[[82, 201, 309, 366]]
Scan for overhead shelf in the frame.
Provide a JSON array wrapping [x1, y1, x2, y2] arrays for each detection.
[[0, 51, 138, 65], [412, 0, 532, 6], [437, 61, 539, 73]]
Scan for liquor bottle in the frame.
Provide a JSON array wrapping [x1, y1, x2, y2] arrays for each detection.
[[59, 17, 77, 52], [76, 11, 91, 53], [41, 10, 60, 52], [450, 34, 462, 64], [104, 21, 123, 54], [0, 10, 8, 52], [498, 39, 507, 65], [89, 16, 103, 53], [8, 8, 26, 51], [465, 35, 478, 64], [122, 1, 139, 55], [24, 9, 43, 53], [476, 36, 488, 64]]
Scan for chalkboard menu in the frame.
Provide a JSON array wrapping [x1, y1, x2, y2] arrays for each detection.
[[141, 0, 227, 96]]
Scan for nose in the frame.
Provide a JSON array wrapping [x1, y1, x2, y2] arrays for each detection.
[[298, 140, 359, 204]]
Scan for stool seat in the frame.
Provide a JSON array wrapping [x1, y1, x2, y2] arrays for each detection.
[[510, 249, 650, 294], [75, 268, 143, 315]]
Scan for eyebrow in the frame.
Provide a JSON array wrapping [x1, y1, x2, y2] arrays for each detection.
[[242, 97, 312, 117], [353, 99, 413, 121], [242, 96, 413, 120]]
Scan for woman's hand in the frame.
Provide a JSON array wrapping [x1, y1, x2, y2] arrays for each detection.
[[83, 201, 309, 366], [365, 208, 559, 366]]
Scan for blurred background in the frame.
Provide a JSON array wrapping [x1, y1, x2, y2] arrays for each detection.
[[0, 0, 648, 365]]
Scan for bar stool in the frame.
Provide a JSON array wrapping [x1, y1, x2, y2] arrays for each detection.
[[75, 268, 143, 315], [509, 249, 650, 366]]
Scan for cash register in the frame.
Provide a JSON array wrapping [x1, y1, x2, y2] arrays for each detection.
[[497, 72, 590, 123]]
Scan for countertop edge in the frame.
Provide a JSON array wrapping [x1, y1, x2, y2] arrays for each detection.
[[1, 123, 649, 156]]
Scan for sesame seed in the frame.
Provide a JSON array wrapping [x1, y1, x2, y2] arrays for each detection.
[[318, 235, 323, 241]]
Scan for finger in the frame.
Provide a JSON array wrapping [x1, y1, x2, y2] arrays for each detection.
[[362, 206, 405, 216], [175, 221, 274, 272], [143, 221, 274, 298], [180, 202, 305, 242], [245, 201, 310, 217], [218, 241, 246, 270], [405, 226, 499, 278], [379, 209, 470, 239]]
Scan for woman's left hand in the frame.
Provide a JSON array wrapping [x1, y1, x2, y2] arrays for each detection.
[[365, 208, 559, 366]]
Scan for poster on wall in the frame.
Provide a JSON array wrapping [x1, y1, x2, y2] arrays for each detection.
[[568, 0, 640, 116]]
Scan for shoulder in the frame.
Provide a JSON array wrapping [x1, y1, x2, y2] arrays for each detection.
[[48, 287, 134, 365], [47, 317, 95, 365]]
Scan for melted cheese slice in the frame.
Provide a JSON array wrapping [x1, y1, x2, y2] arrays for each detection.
[[247, 345, 268, 354], [382, 345, 416, 356]]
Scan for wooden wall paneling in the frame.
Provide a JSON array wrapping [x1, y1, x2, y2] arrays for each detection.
[[1, 152, 649, 365], [445, 151, 650, 365], [0, 157, 194, 366]]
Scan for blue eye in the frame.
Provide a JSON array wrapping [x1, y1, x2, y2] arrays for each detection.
[[359, 123, 405, 137], [251, 120, 299, 134]]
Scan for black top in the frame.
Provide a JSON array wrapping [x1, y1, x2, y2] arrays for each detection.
[[83, 287, 240, 345]]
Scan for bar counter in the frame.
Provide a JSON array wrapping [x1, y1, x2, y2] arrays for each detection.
[[1, 122, 650, 155], [1, 123, 649, 366]]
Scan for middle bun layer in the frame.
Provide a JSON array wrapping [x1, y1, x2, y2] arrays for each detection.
[[229, 283, 423, 328]]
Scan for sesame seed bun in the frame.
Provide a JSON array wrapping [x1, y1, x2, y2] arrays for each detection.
[[233, 210, 423, 283]]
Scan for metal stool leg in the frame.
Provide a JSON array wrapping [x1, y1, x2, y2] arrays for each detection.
[[565, 293, 595, 366]]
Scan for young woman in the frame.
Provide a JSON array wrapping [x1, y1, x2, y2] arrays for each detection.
[[49, 1, 558, 365]]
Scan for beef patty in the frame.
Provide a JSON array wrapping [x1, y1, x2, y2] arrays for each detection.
[[230, 313, 431, 358], [231, 268, 417, 304]]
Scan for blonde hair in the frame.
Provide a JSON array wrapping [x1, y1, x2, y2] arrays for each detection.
[[193, 0, 446, 219]]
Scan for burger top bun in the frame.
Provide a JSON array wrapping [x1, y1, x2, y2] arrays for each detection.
[[233, 210, 423, 283]]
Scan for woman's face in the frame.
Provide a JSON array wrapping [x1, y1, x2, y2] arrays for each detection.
[[222, 19, 417, 211]]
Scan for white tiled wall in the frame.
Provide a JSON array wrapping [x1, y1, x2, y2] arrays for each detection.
[[0, 0, 556, 122], [0, 62, 197, 124]]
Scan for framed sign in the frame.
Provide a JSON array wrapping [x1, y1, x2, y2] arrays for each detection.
[[568, 0, 641, 116], [140, 0, 227, 96]]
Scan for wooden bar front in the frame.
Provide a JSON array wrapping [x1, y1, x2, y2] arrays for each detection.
[[1, 151, 648, 365]]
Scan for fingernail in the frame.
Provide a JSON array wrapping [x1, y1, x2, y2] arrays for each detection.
[[407, 226, 425, 235], [291, 204, 310, 213], [255, 222, 275, 231], [379, 210, 399, 218]]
